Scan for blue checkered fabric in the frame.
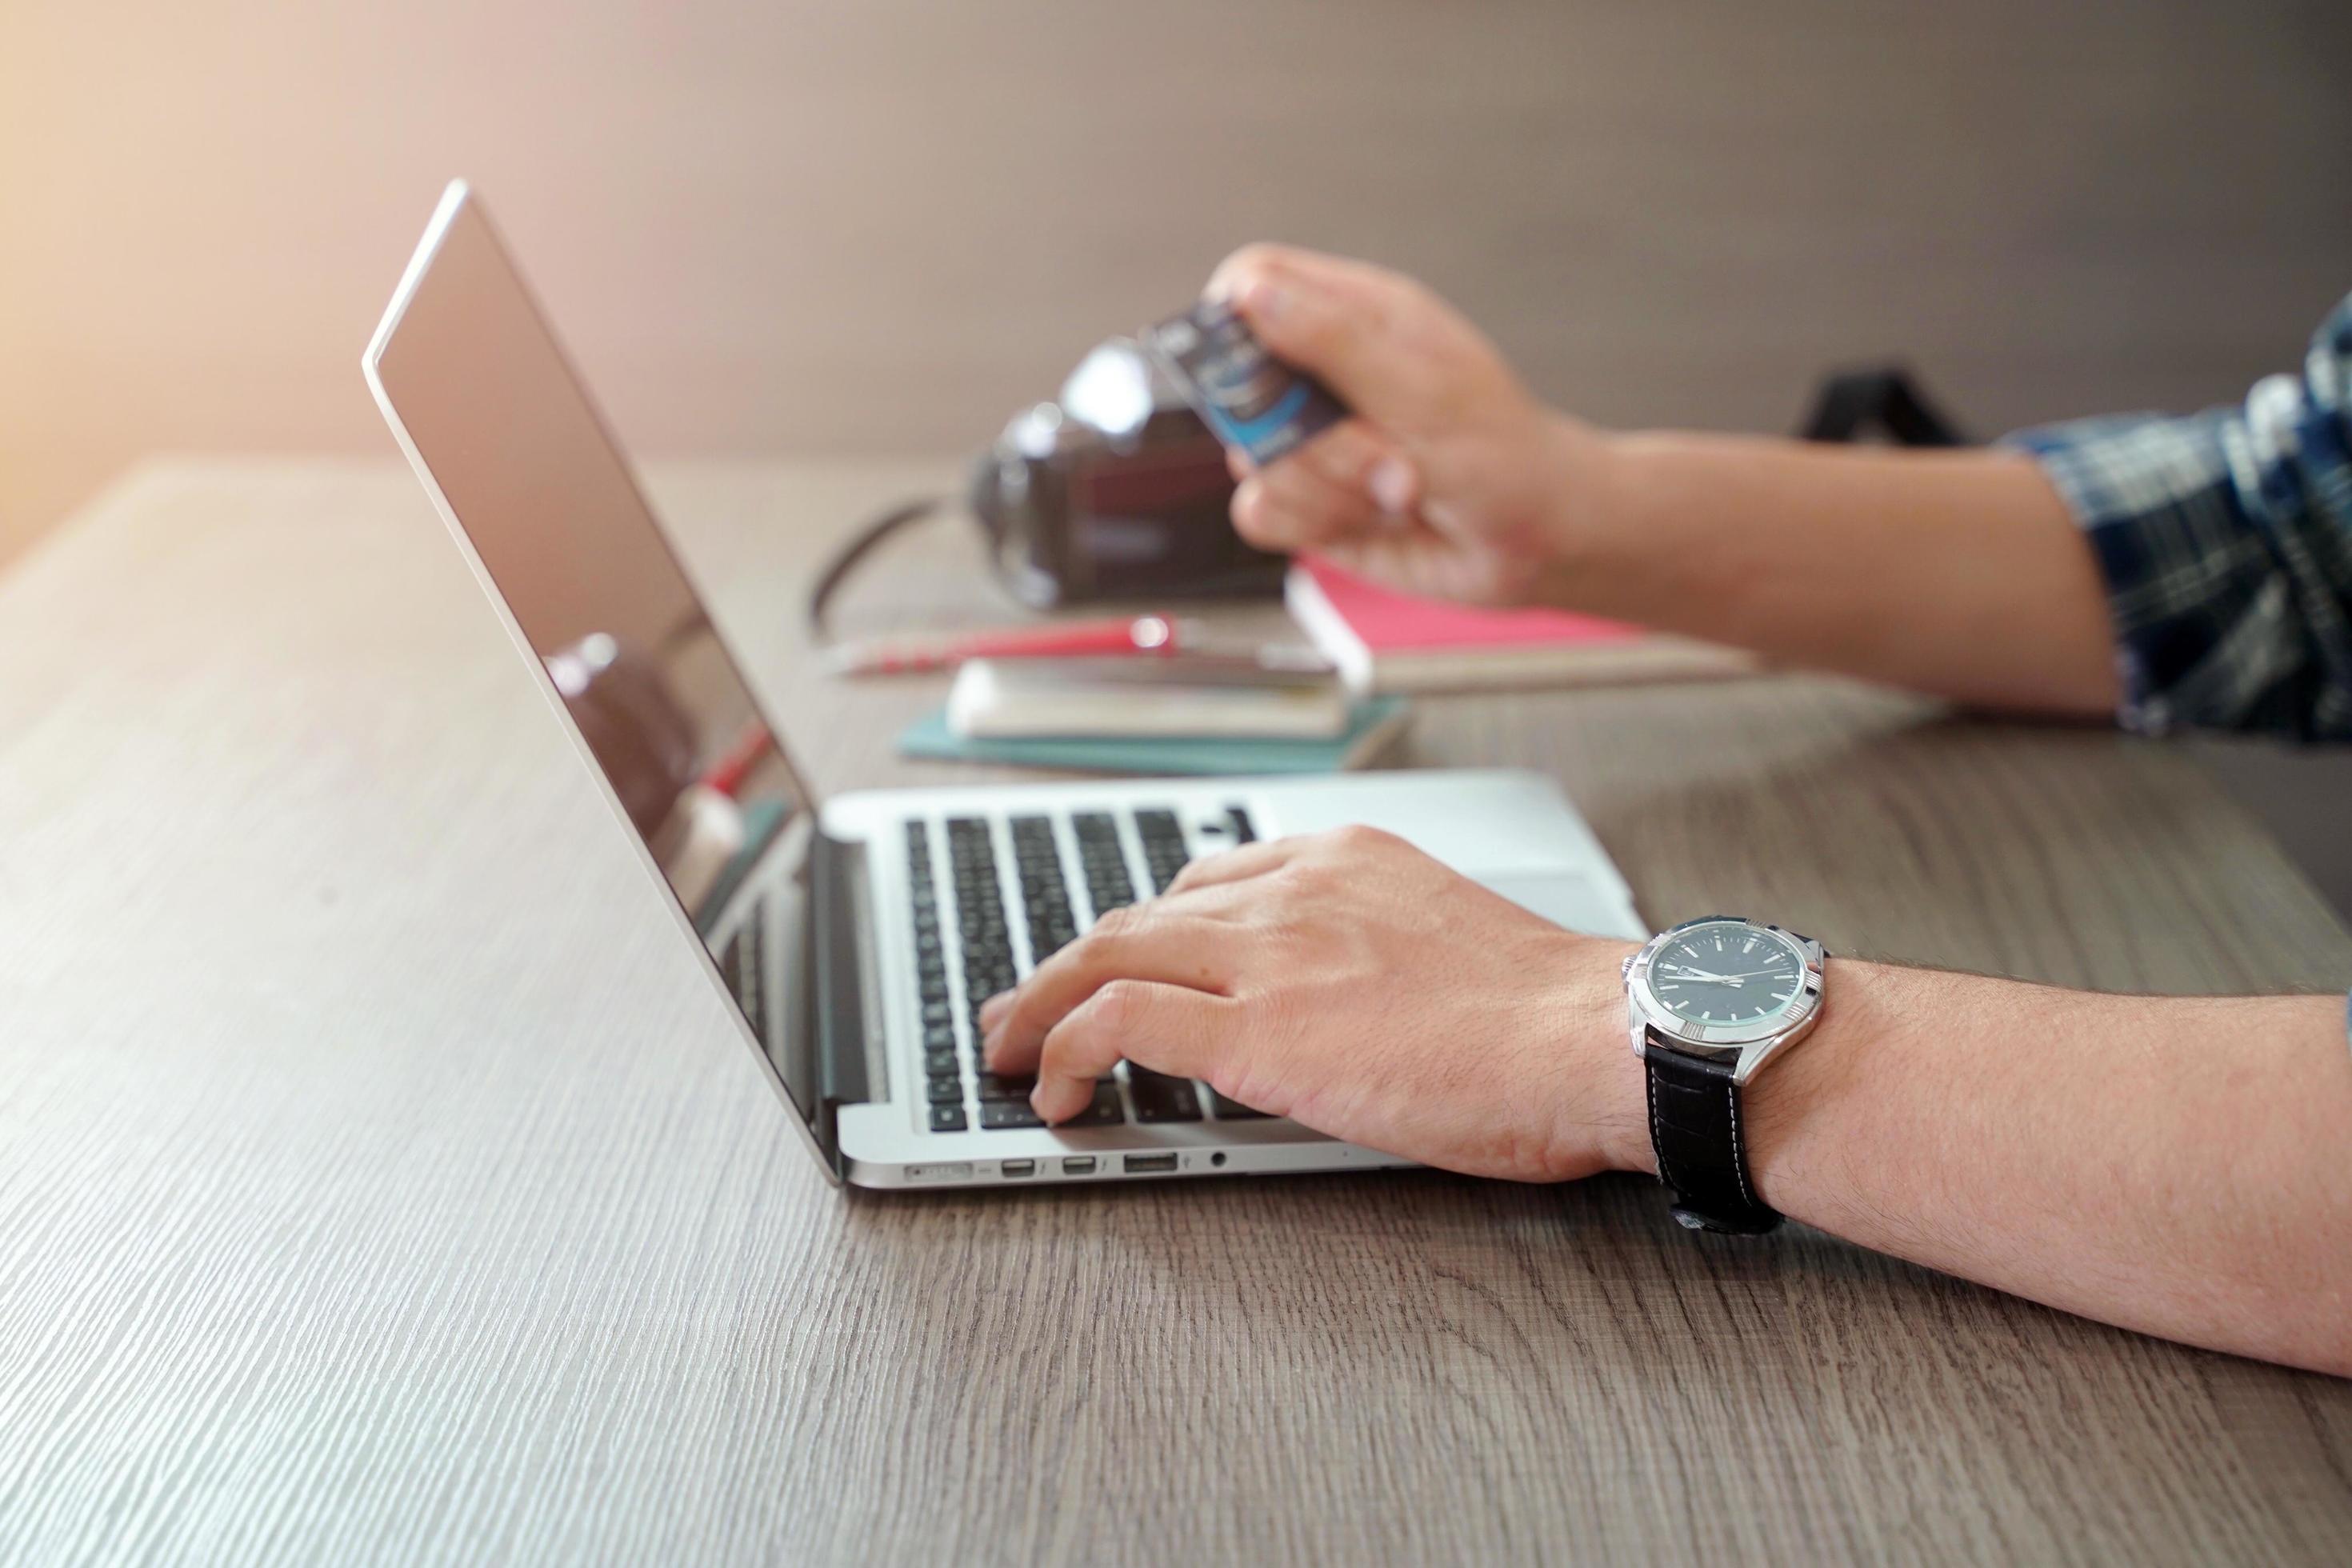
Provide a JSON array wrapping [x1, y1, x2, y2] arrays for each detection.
[[2005, 292, 2352, 742]]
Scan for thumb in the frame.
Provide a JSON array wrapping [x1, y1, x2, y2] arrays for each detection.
[[1208, 246, 1419, 427]]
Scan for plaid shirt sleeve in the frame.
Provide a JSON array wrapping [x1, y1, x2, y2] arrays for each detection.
[[2003, 291, 2352, 741]]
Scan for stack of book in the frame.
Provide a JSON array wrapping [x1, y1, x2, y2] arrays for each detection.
[[891, 560, 1753, 774]]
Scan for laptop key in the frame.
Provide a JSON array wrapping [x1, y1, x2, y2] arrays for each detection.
[[1128, 1069, 1202, 1122], [1063, 1082, 1127, 1126], [980, 1100, 1045, 1130], [929, 1105, 968, 1133], [976, 1073, 1034, 1102], [1209, 1089, 1274, 1120], [926, 1077, 964, 1106], [923, 1048, 957, 1077]]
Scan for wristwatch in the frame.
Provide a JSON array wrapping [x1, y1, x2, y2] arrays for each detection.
[[1622, 916, 1828, 1234]]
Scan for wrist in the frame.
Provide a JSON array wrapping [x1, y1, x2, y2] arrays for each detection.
[[1534, 935, 1654, 1180], [1736, 957, 1897, 1221], [1597, 967, 1658, 1178], [1603, 1067, 1659, 1179], [1525, 414, 1639, 607]]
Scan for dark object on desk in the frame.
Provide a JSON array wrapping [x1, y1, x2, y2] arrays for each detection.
[[807, 339, 1285, 636], [1798, 366, 1970, 447], [810, 358, 1967, 638]]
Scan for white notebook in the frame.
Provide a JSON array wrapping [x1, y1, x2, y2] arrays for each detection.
[[946, 658, 1354, 740]]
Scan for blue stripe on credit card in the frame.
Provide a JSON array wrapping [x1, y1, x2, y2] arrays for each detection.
[[1142, 300, 1348, 464]]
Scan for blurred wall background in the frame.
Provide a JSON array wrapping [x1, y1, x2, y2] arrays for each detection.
[[5, 0, 2350, 573], [6, 0, 2351, 913]]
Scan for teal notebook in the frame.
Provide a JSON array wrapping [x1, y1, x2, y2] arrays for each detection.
[[898, 697, 1410, 776]]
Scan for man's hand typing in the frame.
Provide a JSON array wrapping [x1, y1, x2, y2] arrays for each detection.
[[978, 826, 1643, 1183]]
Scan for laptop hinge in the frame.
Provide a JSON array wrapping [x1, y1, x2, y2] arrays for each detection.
[[805, 828, 870, 1177]]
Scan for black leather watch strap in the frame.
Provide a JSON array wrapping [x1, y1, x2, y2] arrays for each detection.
[[1644, 1036, 1781, 1234]]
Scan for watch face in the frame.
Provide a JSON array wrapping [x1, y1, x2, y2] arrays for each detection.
[[1646, 921, 1810, 1031]]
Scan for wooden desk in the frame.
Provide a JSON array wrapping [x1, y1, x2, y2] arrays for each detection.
[[3, 459, 2347, 1565]]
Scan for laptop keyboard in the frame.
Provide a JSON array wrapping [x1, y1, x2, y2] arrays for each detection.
[[1010, 816, 1079, 959], [1132, 809, 1190, 894], [905, 806, 1273, 1133], [717, 901, 770, 1047], [1070, 813, 1136, 918]]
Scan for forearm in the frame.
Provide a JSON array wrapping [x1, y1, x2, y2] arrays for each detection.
[[1547, 426, 2121, 718], [1606, 962, 2352, 1373]]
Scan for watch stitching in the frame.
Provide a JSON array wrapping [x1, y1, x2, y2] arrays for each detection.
[[1726, 1081, 1755, 1210], [1645, 1051, 1676, 1194]]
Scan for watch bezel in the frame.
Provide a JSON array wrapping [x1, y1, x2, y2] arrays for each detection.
[[1622, 915, 1826, 1086]]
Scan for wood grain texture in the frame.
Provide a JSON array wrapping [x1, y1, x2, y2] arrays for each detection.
[[1, 460, 2348, 1566]]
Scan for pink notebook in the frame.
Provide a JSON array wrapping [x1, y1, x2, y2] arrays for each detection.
[[1284, 558, 1753, 694]]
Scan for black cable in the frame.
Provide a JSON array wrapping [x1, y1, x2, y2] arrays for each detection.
[[802, 495, 953, 642], [1798, 368, 1970, 447]]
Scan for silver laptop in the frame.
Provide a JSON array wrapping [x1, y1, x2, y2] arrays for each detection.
[[363, 181, 1646, 1189]]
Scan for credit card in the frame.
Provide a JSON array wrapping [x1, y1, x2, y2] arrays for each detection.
[[1141, 298, 1347, 465]]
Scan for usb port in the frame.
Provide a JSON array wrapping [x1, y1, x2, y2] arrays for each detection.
[[1060, 1156, 1096, 1175], [1123, 1153, 1179, 1174], [1000, 1159, 1036, 1178]]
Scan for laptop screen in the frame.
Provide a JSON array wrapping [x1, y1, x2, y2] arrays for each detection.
[[366, 186, 818, 1121]]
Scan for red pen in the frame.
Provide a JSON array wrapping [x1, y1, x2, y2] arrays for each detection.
[[822, 614, 1197, 676]]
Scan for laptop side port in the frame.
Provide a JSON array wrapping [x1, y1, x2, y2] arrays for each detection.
[[1060, 1156, 1097, 1175], [1000, 1159, 1036, 1178], [1123, 1153, 1179, 1174]]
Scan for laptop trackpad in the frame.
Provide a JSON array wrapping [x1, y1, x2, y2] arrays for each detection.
[[1258, 774, 1610, 874]]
